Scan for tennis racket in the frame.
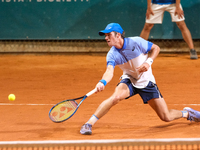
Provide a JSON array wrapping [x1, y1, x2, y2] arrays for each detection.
[[49, 88, 97, 123]]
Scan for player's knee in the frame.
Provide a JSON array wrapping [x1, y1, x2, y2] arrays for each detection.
[[161, 118, 171, 122], [160, 115, 171, 122], [111, 95, 122, 105]]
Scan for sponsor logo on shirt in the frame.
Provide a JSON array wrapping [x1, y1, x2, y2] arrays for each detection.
[[132, 46, 135, 51]]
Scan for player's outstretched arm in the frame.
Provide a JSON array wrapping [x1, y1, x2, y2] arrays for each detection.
[[96, 65, 114, 92]]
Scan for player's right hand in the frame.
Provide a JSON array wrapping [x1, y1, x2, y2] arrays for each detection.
[[95, 82, 105, 92]]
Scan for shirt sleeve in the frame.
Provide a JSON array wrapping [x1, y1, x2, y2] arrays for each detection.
[[106, 50, 116, 68], [133, 37, 153, 54]]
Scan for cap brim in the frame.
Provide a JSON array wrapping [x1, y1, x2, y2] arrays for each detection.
[[98, 29, 111, 36]]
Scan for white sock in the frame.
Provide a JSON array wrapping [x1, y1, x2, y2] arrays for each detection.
[[87, 114, 99, 125], [181, 110, 188, 118]]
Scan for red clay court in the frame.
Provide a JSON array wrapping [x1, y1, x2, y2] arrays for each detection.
[[0, 54, 200, 141]]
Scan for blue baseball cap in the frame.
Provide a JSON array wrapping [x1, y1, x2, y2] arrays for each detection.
[[99, 23, 124, 36]]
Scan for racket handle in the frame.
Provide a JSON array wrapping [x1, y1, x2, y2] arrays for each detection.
[[86, 88, 97, 97]]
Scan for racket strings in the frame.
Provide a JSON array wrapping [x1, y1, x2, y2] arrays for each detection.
[[50, 101, 78, 122]]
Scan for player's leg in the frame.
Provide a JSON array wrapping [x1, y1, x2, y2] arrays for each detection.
[[92, 83, 130, 120], [80, 82, 130, 135], [138, 81, 188, 121], [148, 97, 200, 122], [148, 97, 185, 122]]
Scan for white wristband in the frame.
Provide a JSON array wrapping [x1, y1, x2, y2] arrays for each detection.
[[145, 58, 153, 66]]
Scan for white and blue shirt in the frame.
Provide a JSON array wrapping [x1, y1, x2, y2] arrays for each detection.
[[106, 37, 155, 88], [152, 0, 176, 5]]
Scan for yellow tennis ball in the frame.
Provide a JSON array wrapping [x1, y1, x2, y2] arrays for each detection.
[[8, 94, 16, 101]]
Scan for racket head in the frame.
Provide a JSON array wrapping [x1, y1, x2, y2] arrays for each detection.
[[49, 99, 80, 123]]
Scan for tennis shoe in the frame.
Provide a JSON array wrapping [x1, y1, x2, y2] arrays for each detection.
[[80, 123, 92, 135], [190, 49, 198, 59], [183, 107, 200, 122]]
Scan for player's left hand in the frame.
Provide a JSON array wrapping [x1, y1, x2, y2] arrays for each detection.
[[136, 63, 150, 74]]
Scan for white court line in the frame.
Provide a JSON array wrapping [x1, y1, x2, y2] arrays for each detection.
[[1, 138, 200, 144], [0, 103, 200, 106], [0, 103, 54, 106], [172, 104, 200, 106], [137, 104, 200, 106], [136, 104, 200, 106]]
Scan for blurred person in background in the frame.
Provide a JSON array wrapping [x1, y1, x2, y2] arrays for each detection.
[[140, 0, 198, 59]]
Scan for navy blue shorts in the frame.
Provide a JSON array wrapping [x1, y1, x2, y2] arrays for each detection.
[[119, 78, 163, 104]]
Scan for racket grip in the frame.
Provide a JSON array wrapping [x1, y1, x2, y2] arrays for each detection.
[[86, 88, 97, 97]]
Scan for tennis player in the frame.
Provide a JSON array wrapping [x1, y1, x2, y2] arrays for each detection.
[[80, 23, 200, 135], [140, 0, 198, 59]]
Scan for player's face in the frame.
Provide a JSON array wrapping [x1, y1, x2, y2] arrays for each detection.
[[104, 32, 118, 47]]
